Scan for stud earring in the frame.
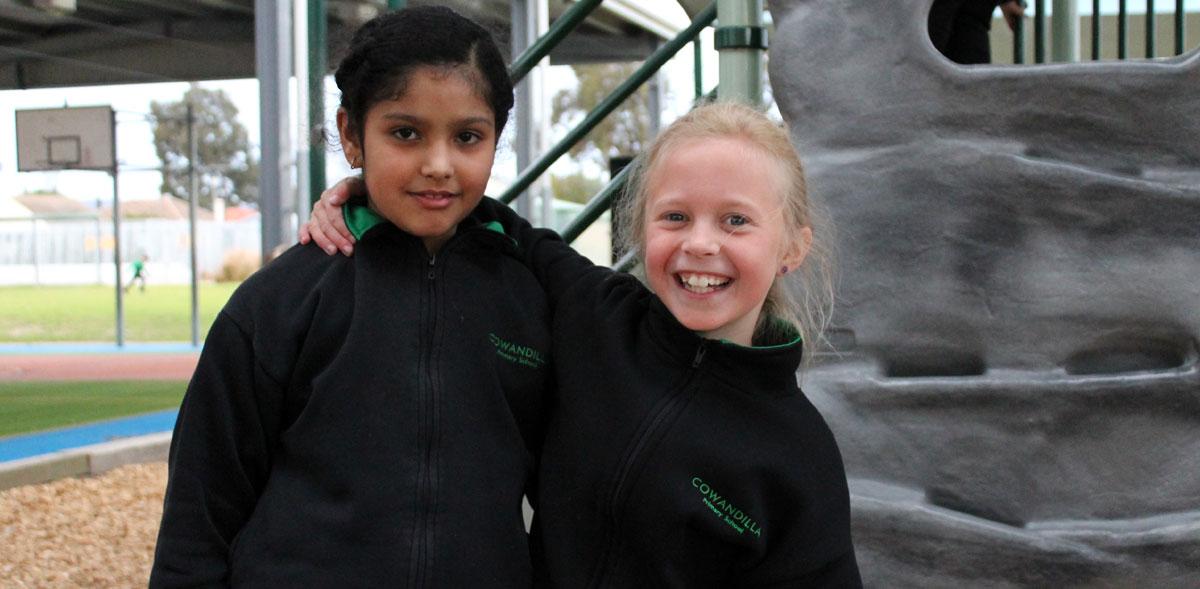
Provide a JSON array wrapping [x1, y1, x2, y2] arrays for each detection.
[[350, 156, 361, 169], [780, 265, 789, 275]]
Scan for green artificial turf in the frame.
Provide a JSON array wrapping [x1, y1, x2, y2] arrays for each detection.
[[0, 380, 186, 438], [0, 283, 238, 343]]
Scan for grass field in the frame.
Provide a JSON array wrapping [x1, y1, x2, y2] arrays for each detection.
[[0, 380, 186, 438], [0, 283, 239, 343]]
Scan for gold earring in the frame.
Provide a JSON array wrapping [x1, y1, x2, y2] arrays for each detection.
[[350, 156, 361, 169]]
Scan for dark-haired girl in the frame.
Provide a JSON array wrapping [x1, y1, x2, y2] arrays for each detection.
[[150, 6, 551, 586]]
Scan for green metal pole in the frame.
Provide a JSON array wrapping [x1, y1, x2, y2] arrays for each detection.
[[497, 2, 717, 205], [508, 0, 603, 83], [308, 0, 327, 205], [1118, 0, 1128, 59], [1034, 0, 1046, 63], [1146, 0, 1156, 58], [1177, 0, 1186, 56], [694, 35, 703, 100], [1092, 0, 1101, 60], [560, 164, 633, 244], [715, 0, 765, 107], [1051, 0, 1078, 61], [388, 0, 405, 9], [1013, 18, 1025, 63]]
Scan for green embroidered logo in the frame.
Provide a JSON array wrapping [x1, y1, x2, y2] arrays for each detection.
[[488, 333, 546, 369], [692, 477, 762, 537]]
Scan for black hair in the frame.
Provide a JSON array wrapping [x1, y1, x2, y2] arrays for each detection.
[[334, 5, 514, 144]]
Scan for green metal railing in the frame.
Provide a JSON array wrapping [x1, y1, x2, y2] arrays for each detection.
[[1119, 0, 1129, 58], [1015, 0, 1192, 63], [1032, 0, 1046, 63], [1178, 0, 1188, 55], [497, 2, 718, 209], [559, 162, 635, 245], [508, 0, 605, 83], [1013, 10, 1026, 63], [556, 86, 716, 249], [308, 0, 328, 205]]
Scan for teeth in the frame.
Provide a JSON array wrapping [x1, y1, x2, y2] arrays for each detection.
[[680, 273, 729, 293]]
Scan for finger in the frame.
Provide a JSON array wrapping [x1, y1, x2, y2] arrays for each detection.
[[316, 205, 353, 256], [329, 203, 355, 255], [326, 176, 356, 206], [298, 221, 311, 244], [309, 218, 339, 256], [314, 199, 356, 256], [310, 200, 341, 255]]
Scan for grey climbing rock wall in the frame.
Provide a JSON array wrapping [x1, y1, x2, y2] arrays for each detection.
[[768, 0, 1200, 585]]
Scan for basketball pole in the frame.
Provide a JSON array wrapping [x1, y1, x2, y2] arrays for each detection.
[[187, 102, 201, 348], [110, 107, 125, 347]]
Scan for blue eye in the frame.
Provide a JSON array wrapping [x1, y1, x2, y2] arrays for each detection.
[[664, 212, 686, 222], [727, 214, 749, 227]]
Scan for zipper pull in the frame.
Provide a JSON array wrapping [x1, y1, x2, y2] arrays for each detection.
[[427, 255, 436, 279], [692, 341, 707, 368]]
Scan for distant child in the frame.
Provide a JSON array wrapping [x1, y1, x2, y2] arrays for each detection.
[[308, 102, 861, 586], [125, 253, 148, 292], [150, 6, 553, 587]]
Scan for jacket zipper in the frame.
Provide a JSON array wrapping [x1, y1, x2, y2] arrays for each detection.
[[589, 341, 708, 587], [409, 253, 438, 588]]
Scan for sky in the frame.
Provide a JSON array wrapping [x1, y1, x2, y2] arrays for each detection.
[[0, 0, 1195, 207], [1093, 0, 1200, 14]]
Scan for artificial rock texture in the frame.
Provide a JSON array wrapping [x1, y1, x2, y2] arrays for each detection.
[[769, 0, 1200, 585]]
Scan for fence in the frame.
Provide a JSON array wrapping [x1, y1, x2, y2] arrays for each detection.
[[1000, 8, 1200, 63], [0, 215, 261, 286]]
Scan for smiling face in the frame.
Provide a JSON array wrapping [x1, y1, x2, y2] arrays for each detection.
[[642, 137, 811, 346], [337, 66, 496, 254]]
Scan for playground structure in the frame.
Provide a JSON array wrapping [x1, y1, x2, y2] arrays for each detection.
[[771, 0, 1200, 584]]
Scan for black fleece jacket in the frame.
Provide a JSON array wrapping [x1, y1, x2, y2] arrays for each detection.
[[501, 219, 861, 588], [150, 198, 552, 588]]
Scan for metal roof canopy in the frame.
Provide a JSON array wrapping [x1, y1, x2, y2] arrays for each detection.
[[0, 0, 685, 90]]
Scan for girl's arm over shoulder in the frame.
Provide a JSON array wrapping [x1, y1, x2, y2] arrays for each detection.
[[300, 176, 617, 307], [473, 198, 613, 307], [298, 177, 359, 256]]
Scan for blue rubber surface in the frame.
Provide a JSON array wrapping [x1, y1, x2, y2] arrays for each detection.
[[0, 342, 201, 355], [0, 342, 193, 463], [0, 410, 178, 463]]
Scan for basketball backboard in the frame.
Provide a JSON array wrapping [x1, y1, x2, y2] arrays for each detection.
[[15, 105, 114, 172]]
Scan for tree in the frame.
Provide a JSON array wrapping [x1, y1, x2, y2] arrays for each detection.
[[551, 63, 654, 170], [550, 172, 607, 205], [150, 87, 258, 208]]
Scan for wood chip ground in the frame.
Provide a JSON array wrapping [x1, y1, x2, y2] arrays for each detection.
[[0, 463, 166, 588]]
